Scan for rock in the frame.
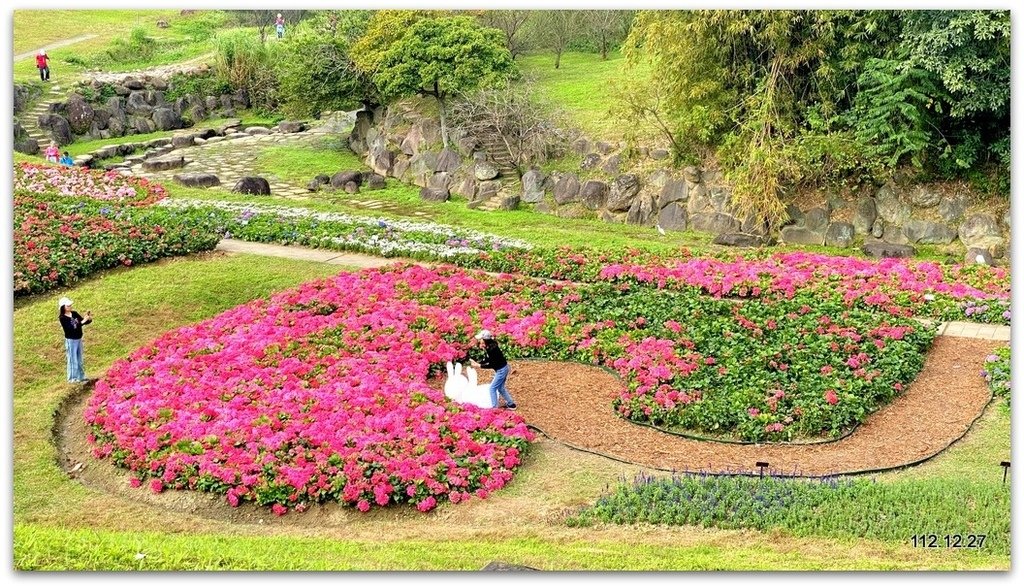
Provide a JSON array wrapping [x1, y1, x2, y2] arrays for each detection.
[[474, 161, 499, 181], [959, 213, 1003, 249], [908, 186, 941, 208], [65, 95, 95, 135], [92, 107, 112, 130], [132, 117, 155, 134], [965, 247, 994, 266], [369, 147, 396, 177], [497, 194, 520, 211], [232, 176, 271, 195], [173, 172, 220, 188], [420, 187, 450, 202], [306, 179, 323, 192], [824, 222, 855, 248], [713, 233, 771, 247], [601, 154, 622, 174], [690, 212, 740, 234], [875, 183, 911, 226], [937, 195, 968, 223], [658, 202, 688, 231], [125, 91, 152, 115], [552, 173, 581, 205], [708, 187, 732, 214], [152, 107, 182, 131], [686, 185, 711, 215], [607, 174, 641, 212], [278, 120, 306, 133], [534, 202, 555, 214], [452, 176, 476, 199], [784, 203, 804, 225], [1002, 209, 1010, 230], [850, 197, 877, 235], [871, 219, 884, 239], [150, 76, 168, 90], [802, 207, 830, 233], [862, 240, 916, 259], [171, 134, 195, 148], [435, 149, 462, 173], [682, 166, 701, 184], [218, 119, 242, 135], [902, 219, 956, 245], [344, 181, 360, 194], [141, 155, 185, 172], [650, 148, 670, 160], [476, 180, 502, 200], [521, 168, 546, 203], [646, 169, 671, 190], [330, 170, 363, 189], [124, 78, 145, 91], [658, 178, 689, 208], [14, 137, 39, 155], [626, 193, 657, 225], [780, 226, 825, 246], [40, 114, 73, 145], [366, 174, 386, 190], [245, 126, 272, 135], [572, 137, 590, 155], [579, 180, 609, 210], [882, 223, 910, 245], [580, 153, 601, 170], [428, 172, 451, 191], [595, 141, 616, 154]]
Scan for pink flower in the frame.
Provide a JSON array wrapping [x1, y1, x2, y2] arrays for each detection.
[[271, 503, 288, 516], [149, 479, 164, 493], [129, 478, 142, 488], [824, 390, 839, 405]]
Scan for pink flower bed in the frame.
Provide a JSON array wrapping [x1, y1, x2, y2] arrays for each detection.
[[14, 162, 166, 206], [86, 265, 548, 514]]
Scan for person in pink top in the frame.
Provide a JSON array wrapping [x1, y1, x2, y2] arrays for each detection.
[[36, 50, 50, 81], [44, 141, 60, 163]]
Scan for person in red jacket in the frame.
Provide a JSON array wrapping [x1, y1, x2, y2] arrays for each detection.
[[36, 50, 50, 82]]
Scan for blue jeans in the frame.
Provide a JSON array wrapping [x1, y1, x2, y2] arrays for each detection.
[[488, 364, 514, 407], [65, 338, 85, 382]]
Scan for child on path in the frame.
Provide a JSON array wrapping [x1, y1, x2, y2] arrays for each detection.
[[470, 330, 517, 409], [36, 50, 50, 81]]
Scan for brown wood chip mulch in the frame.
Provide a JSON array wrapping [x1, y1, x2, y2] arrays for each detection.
[[494, 336, 999, 477]]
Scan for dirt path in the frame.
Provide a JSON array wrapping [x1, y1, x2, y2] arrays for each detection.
[[13, 34, 98, 61]]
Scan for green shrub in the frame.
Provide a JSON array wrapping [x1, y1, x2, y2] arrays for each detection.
[[215, 29, 281, 113], [164, 71, 233, 101], [105, 27, 158, 65]]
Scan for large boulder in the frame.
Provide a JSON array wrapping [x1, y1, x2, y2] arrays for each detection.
[[14, 136, 39, 155], [152, 107, 182, 131], [626, 193, 657, 225], [908, 186, 941, 208], [580, 180, 609, 210], [419, 187, 450, 202], [938, 194, 968, 223], [369, 146, 396, 177], [65, 95, 95, 135], [862, 240, 916, 259], [125, 91, 152, 115], [601, 153, 622, 174], [330, 170, 363, 189], [552, 173, 581, 205], [278, 120, 306, 133], [713, 233, 771, 247], [780, 225, 825, 246], [580, 153, 601, 170], [824, 222, 855, 248], [428, 172, 452, 191], [852, 197, 877, 235], [802, 207, 830, 233], [521, 168, 546, 203], [39, 114, 73, 145], [132, 116, 155, 134], [965, 247, 994, 266], [690, 212, 740, 234], [875, 183, 911, 226], [658, 178, 689, 208], [902, 219, 956, 245], [232, 176, 271, 195], [658, 202, 688, 231], [607, 174, 641, 212], [958, 213, 1003, 249], [173, 172, 221, 188], [142, 155, 186, 172], [435, 149, 462, 173], [474, 161, 500, 181]]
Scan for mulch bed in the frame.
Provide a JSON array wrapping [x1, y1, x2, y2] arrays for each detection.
[[480, 336, 998, 476]]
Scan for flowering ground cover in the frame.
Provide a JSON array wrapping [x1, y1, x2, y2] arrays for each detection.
[[13, 164, 221, 296], [461, 246, 1011, 325], [981, 347, 1010, 407], [161, 199, 532, 259], [86, 264, 934, 514]]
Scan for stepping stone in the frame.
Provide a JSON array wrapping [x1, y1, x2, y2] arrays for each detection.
[[173, 172, 221, 188], [141, 155, 185, 171]]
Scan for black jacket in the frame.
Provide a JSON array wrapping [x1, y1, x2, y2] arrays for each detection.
[[59, 311, 91, 339], [478, 342, 508, 371]]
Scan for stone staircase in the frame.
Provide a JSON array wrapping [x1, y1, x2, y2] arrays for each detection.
[[18, 83, 67, 154], [471, 130, 522, 212]]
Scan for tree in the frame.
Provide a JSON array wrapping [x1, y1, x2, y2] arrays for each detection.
[[276, 11, 377, 118], [361, 15, 516, 149], [478, 10, 533, 59], [586, 10, 634, 60], [534, 10, 584, 69]]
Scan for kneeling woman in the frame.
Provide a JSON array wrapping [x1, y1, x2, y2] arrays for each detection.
[[58, 297, 93, 383]]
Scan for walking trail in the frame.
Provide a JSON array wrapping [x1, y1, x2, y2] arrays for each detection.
[[13, 34, 98, 62]]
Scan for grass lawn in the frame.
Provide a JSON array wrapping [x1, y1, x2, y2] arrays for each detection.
[[11, 252, 1010, 570], [518, 50, 657, 142]]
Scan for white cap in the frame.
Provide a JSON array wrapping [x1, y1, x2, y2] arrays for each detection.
[[39, 50, 46, 55], [474, 329, 493, 340], [58, 297, 72, 309]]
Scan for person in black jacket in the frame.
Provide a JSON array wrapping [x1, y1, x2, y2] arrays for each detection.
[[58, 297, 92, 383], [470, 329, 517, 409]]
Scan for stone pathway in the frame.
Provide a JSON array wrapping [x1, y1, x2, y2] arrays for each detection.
[[13, 34, 98, 62], [215, 238, 1010, 342], [19, 83, 68, 150]]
